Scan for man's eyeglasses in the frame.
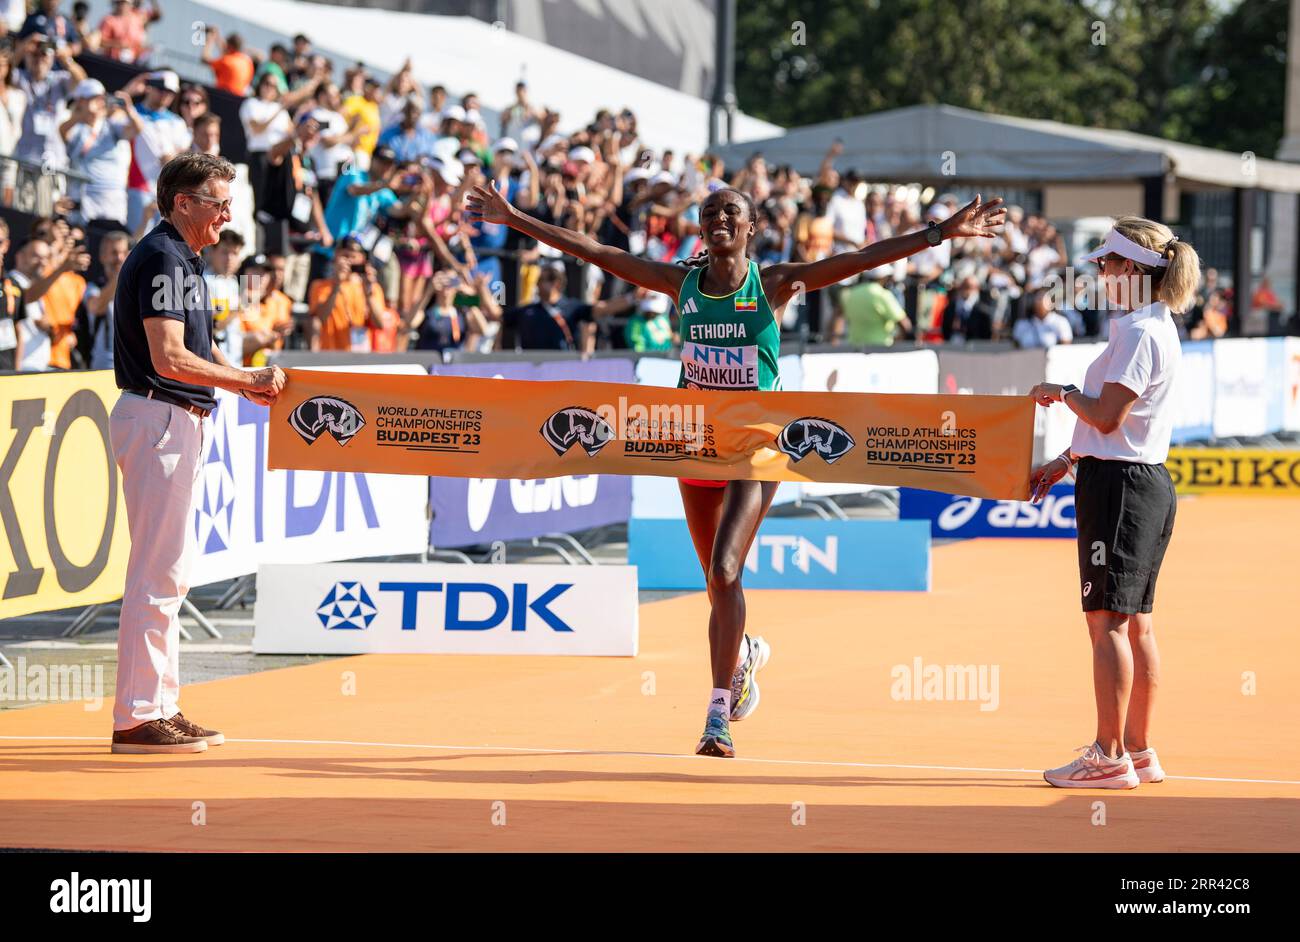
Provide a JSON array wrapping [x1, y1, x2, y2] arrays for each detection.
[[183, 191, 232, 213]]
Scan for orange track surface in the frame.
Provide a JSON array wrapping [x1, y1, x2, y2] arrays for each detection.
[[1, 497, 1296, 852]]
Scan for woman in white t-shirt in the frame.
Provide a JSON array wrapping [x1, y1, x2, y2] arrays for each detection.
[[1027, 216, 1200, 791], [240, 71, 320, 218]]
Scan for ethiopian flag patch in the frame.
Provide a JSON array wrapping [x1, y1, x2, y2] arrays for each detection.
[[734, 296, 758, 312]]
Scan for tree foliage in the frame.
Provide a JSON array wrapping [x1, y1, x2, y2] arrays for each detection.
[[735, 0, 1286, 156]]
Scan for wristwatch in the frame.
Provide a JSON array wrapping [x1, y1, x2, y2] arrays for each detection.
[[1059, 384, 1080, 401], [924, 220, 943, 246]]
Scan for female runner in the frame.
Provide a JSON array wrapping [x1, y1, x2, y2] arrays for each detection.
[[466, 180, 1006, 756]]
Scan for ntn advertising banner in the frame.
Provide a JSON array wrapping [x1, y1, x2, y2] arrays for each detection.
[[1170, 341, 1215, 444], [792, 349, 939, 497], [1042, 342, 1106, 458], [633, 354, 801, 517], [629, 516, 930, 591], [254, 562, 638, 655], [270, 370, 1035, 500], [426, 359, 633, 547], [1213, 338, 1272, 439], [0, 370, 128, 619], [899, 485, 1076, 538], [1166, 448, 1300, 495], [191, 364, 429, 587]]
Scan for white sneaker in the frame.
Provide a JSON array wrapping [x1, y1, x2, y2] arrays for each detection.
[[729, 635, 771, 722], [1129, 747, 1166, 783], [1043, 742, 1139, 789]]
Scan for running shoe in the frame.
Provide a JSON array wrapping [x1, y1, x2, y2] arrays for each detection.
[[696, 710, 735, 758], [1129, 746, 1166, 783], [1043, 742, 1139, 789], [730, 634, 771, 722]]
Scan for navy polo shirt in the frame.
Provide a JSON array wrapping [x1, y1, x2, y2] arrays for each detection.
[[113, 220, 217, 412]]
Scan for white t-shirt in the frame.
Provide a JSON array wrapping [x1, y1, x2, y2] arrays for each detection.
[[1070, 302, 1182, 464], [1013, 312, 1072, 348], [239, 97, 291, 153], [132, 108, 191, 192], [827, 188, 867, 251], [309, 108, 352, 181]]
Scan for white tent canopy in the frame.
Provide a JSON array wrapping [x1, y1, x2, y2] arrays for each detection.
[[134, 0, 781, 154], [711, 104, 1300, 193]]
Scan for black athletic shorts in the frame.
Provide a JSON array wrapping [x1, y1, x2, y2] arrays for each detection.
[[1074, 456, 1177, 615]]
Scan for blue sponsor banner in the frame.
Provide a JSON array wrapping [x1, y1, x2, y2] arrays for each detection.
[[1171, 341, 1215, 444], [426, 359, 634, 547], [1266, 337, 1288, 433], [629, 517, 930, 591], [899, 485, 1076, 538]]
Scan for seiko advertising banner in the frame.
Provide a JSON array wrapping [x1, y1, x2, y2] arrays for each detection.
[[1170, 341, 1215, 444], [269, 369, 1036, 500], [253, 561, 638, 655], [631, 354, 801, 517], [0, 371, 128, 619], [628, 517, 930, 591], [425, 359, 633, 547], [190, 366, 429, 586], [1212, 338, 1273, 439], [1166, 448, 1300, 495], [899, 484, 1076, 538]]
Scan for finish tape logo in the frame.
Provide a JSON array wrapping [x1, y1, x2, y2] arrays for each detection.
[[290, 397, 366, 446]]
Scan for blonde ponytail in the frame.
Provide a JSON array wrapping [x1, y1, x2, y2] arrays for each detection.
[[1111, 215, 1201, 313]]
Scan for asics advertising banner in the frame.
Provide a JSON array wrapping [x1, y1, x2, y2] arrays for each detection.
[[628, 517, 930, 591], [899, 485, 1076, 538], [0, 370, 128, 619], [253, 561, 638, 655], [269, 370, 1036, 500]]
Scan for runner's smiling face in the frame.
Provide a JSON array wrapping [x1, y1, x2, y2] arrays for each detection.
[[701, 190, 754, 259]]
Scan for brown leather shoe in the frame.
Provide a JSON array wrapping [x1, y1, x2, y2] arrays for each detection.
[[111, 718, 208, 755], [167, 712, 225, 746]]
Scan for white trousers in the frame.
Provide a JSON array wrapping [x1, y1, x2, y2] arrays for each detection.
[[109, 392, 206, 731]]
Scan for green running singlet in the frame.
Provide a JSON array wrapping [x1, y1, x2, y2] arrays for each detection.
[[675, 259, 782, 392]]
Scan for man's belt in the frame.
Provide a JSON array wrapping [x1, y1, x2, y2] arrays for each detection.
[[125, 387, 212, 419]]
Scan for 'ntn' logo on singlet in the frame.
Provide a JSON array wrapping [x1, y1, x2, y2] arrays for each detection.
[[681, 341, 759, 389]]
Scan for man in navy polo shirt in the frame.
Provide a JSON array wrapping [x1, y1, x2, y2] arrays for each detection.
[[109, 152, 286, 755]]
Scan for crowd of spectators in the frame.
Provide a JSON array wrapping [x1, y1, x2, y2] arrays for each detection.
[[0, 1, 1288, 374]]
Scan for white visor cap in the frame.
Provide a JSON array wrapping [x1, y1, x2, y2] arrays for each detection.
[[1083, 227, 1171, 268]]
